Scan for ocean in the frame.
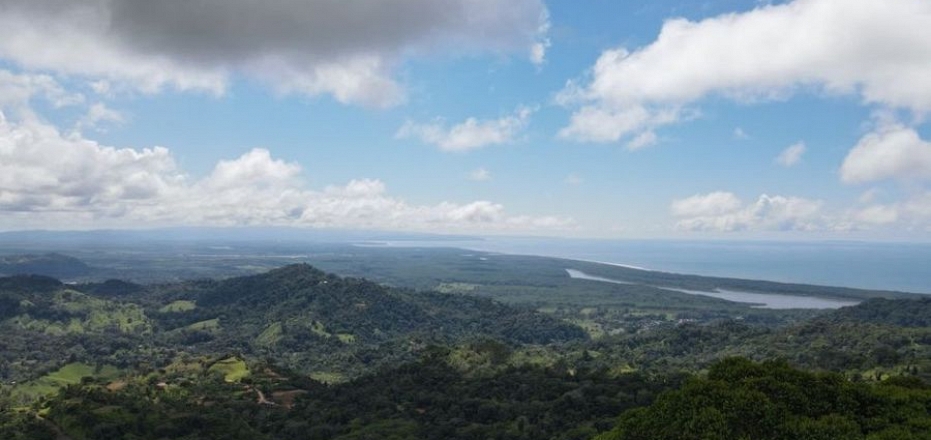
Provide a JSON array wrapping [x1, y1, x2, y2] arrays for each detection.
[[381, 238, 931, 294]]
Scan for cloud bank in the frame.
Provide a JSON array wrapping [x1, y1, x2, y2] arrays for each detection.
[[0, 0, 550, 107], [671, 192, 824, 232], [0, 111, 571, 232], [672, 189, 931, 234]]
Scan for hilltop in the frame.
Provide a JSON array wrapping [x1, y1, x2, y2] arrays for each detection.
[[0, 264, 585, 389]]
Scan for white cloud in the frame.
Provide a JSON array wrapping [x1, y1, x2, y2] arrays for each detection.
[[671, 192, 823, 232], [560, 0, 931, 143], [529, 9, 551, 66], [0, 111, 570, 232], [854, 205, 899, 225], [469, 168, 492, 181], [776, 141, 806, 167], [844, 192, 931, 230], [397, 107, 533, 152], [670, 188, 931, 233], [204, 149, 301, 191], [0, 0, 549, 107], [670, 192, 743, 217], [558, 105, 648, 143], [0, 112, 182, 213], [841, 122, 931, 184], [858, 188, 883, 204], [627, 131, 658, 150], [733, 127, 750, 140], [0, 70, 84, 113], [76, 103, 125, 131], [530, 42, 548, 66]]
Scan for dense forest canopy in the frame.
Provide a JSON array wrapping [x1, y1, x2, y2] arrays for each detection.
[[2, 256, 930, 439]]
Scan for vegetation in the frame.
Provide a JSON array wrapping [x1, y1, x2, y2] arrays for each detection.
[[2, 250, 930, 439], [0, 253, 91, 280], [597, 358, 931, 440]]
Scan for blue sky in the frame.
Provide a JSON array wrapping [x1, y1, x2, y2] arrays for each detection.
[[1, 0, 930, 240]]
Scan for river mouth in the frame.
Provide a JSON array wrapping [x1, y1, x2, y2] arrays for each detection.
[[566, 268, 860, 310]]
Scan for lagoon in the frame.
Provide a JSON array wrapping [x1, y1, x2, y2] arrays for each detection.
[[566, 268, 860, 309]]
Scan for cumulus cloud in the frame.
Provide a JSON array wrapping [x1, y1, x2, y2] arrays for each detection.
[[0, 111, 570, 232], [0, 0, 549, 107], [0, 113, 181, 215], [397, 107, 533, 151], [559, 0, 931, 143], [671, 192, 824, 232], [469, 168, 492, 181], [841, 122, 931, 184], [776, 141, 806, 167]]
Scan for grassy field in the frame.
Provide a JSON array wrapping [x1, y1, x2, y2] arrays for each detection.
[[8, 363, 121, 402], [208, 357, 250, 382], [186, 318, 220, 332], [159, 300, 197, 313], [309, 371, 344, 384]]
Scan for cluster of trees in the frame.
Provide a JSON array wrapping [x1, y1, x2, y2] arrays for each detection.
[[1, 349, 677, 440], [555, 298, 931, 382], [278, 348, 676, 440], [4, 355, 929, 440], [598, 357, 931, 440]]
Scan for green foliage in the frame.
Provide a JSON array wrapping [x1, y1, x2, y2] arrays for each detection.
[[154, 264, 587, 378], [0, 253, 91, 279], [158, 300, 196, 313], [7, 363, 121, 402], [825, 297, 931, 327], [598, 358, 931, 440], [0, 410, 57, 440], [3, 256, 931, 440], [276, 352, 675, 440], [4, 287, 150, 335], [255, 322, 283, 347], [208, 357, 250, 382]]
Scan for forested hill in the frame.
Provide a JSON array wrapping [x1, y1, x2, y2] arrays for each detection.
[[0, 253, 91, 279], [186, 263, 587, 346], [818, 297, 931, 327], [0, 265, 586, 386]]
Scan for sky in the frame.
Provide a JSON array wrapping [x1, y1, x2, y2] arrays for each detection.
[[1, 0, 931, 240]]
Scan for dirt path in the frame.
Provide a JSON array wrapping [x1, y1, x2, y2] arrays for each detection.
[[254, 387, 276, 406]]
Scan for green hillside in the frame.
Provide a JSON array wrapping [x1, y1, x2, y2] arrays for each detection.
[[2, 263, 930, 439]]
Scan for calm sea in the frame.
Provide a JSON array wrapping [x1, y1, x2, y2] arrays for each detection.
[[382, 238, 931, 294]]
